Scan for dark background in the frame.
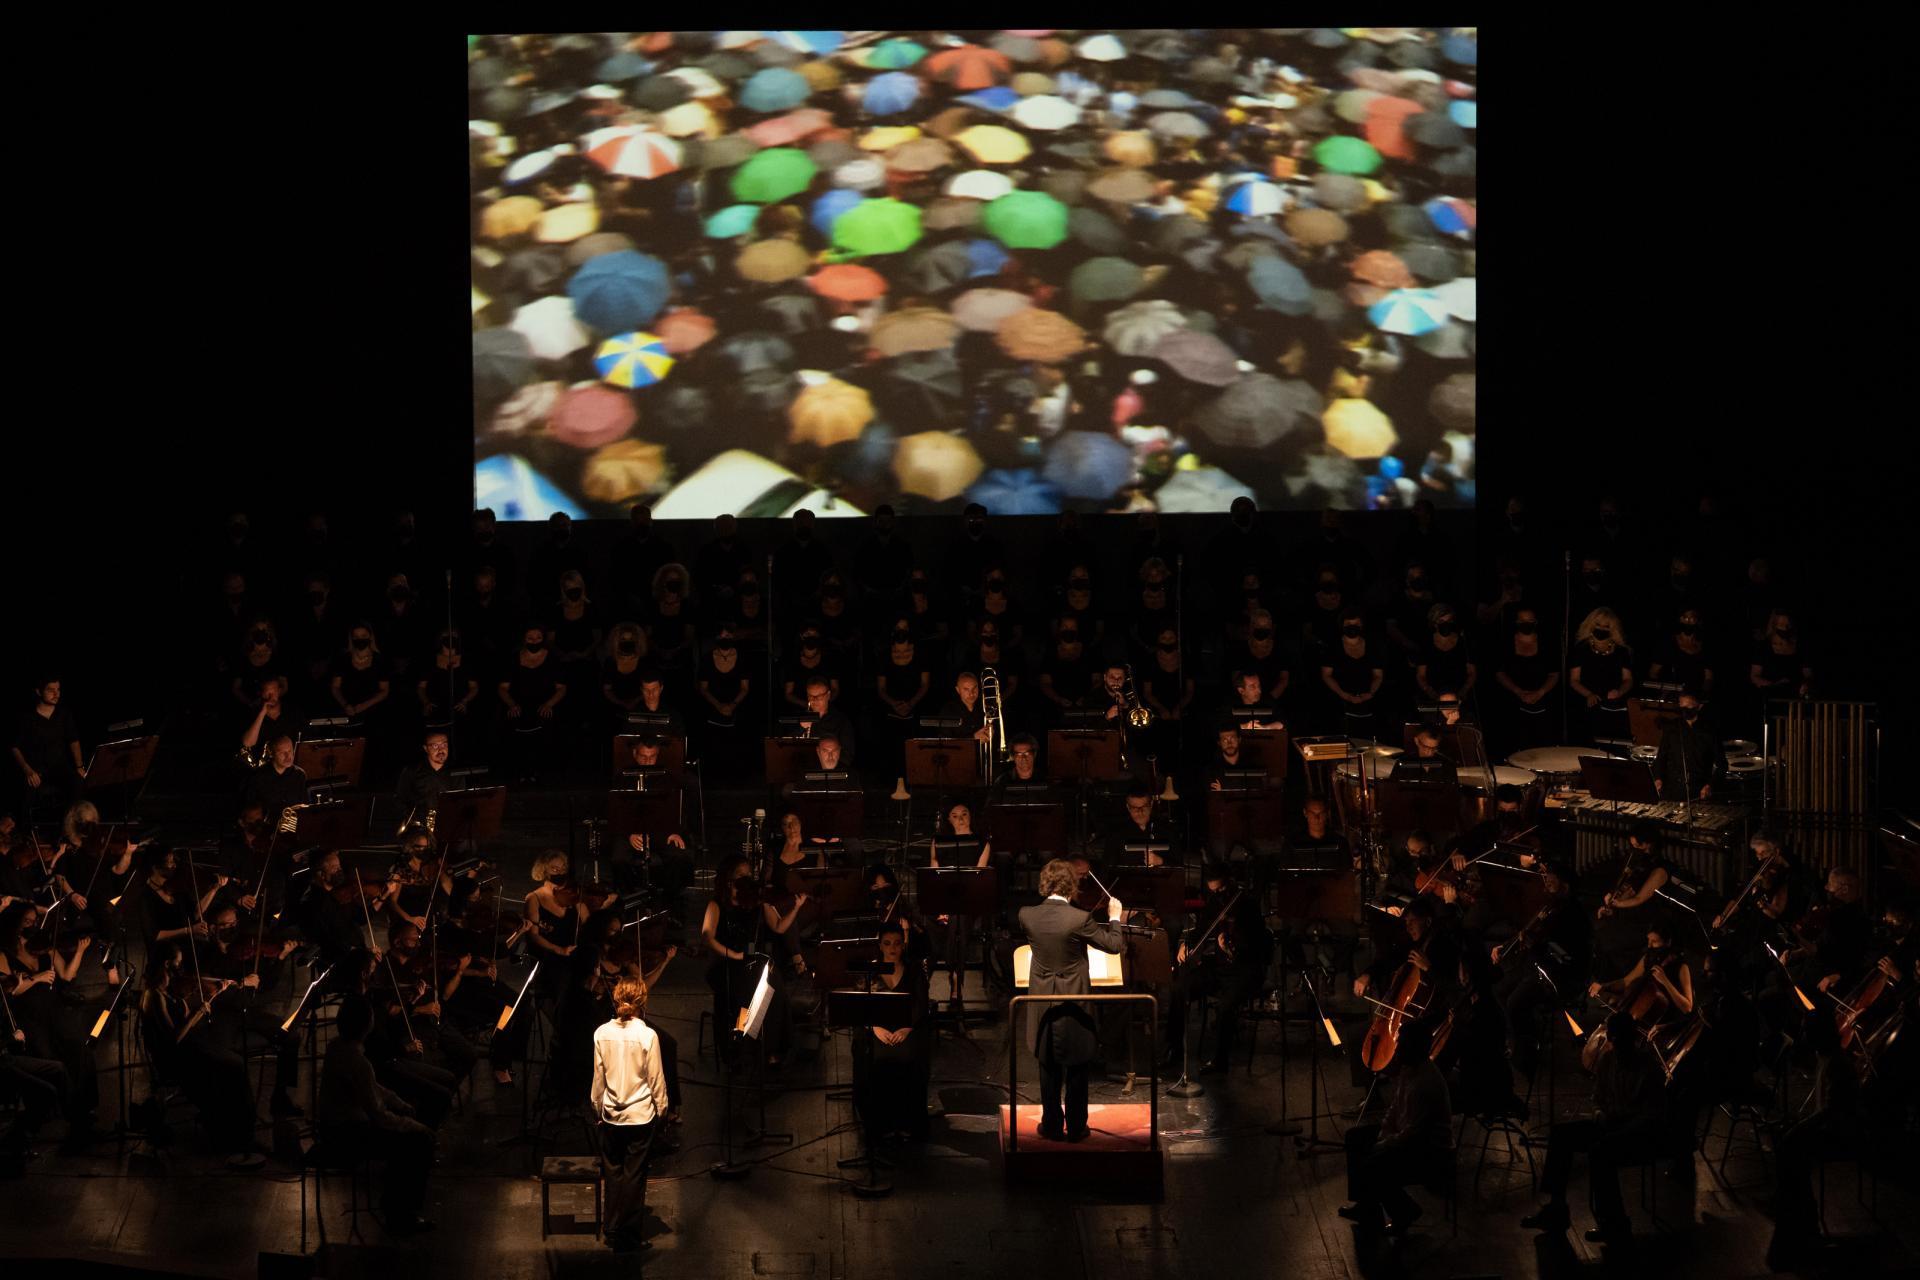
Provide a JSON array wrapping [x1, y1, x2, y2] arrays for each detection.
[[19, 26, 1913, 785]]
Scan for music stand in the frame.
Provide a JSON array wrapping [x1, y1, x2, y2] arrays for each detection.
[[607, 789, 683, 852], [1044, 729, 1127, 783], [1120, 843, 1175, 867], [1477, 863, 1548, 930], [1237, 727, 1290, 781], [789, 866, 865, 916], [825, 987, 917, 1197], [914, 868, 1000, 922], [295, 737, 365, 790], [1627, 697, 1681, 749], [1110, 867, 1185, 926], [1580, 755, 1659, 805], [435, 786, 506, 849], [810, 938, 879, 989], [619, 767, 677, 793], [905, 738, 981, 791], [988, 802, 1067, 861], [610, 734, 687, 779], [292, 800, 368, 852], [1270, 869, 1361, 927], [791, 786, 864, 844], [764, 738, 822, 786], [1205, 788, 1285, 856], [1375, 779, 1464, 839], [84, 735, 159, 791]]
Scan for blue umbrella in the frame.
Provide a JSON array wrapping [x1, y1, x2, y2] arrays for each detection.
[[811, 188, 864, 236], [704, 203, 761, 238], [739, 66, 811, 112], [864, 72, 923, 116], [766, 30, 844, 54], [965, 468, 1064, 516], [964, 238, 1010, 278], [1107, 90, 1138, 118], [567, 250, 672, 333], [1441, 34, 1478, 67], [1246, 255, 1312, 315], [1041, 432, 1134, 500], [957, 86, 1020, 113], [1448, 100, 1477, 130], [596, 51, 653, 84], [474, 454, 585, 521]]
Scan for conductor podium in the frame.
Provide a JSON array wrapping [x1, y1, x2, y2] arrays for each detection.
[[1001, 991, 1162, 1198]]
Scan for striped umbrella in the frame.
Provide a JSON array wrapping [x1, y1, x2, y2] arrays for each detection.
[[1424, 196, 1476, 238], [1224, 180, 1286, 216], [1367, 288, 1450, 336], [594, 331, 675, 388]]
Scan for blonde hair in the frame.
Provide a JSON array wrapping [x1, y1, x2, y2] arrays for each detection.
[[560, 569, 589, 603], [63, 801, 100, 847], [532, 851, 569, 884], [612, 975, 648, 1022], [609, 623, 647, 659], [1575, 608, 1626, 651]]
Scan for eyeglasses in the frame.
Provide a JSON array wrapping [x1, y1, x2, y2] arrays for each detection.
[[1012, 749, 1035, 759]]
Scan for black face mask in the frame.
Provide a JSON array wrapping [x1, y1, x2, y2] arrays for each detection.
[[892, 629, 911, 643], [986, 581, 1006, 594], [1407, 578, 1427, 592], [980, 633, 999, 646], [308, 590, 326, 607], [524, 641, 545, 653], [1682, 709, 1699, 722], [739, 584, 760, 599], [251, 629, 271, 646], [565, 587, 582, 601], [1515, 623, 1538, 637], [1251, 628, 1273, 641], [351, 637, 371, 651], [966, 521, 985, 537], [822, 585, 845, 600], [1775, 626, 1795, 639], [1158, 642, 1178, 653], [910, 582, 928, 595], [1592, 628, 1612, 642], [1677, 624, 1698, 637], [1341, 624, 1363, 638], [1435, 624, 1458, 638], [618, 640, 638, 655], [389, 587, 409, 602], [443, 640, 461, 655], [801, 639, 821, 652], [1068, 577, 1090, 590], [1584, 573, 1604, 589]]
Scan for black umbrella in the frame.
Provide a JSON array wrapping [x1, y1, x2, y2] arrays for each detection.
[[1431, 146, 1477, 179], [697, 51, 754, 82], [632, 75, 692, 112], [1381, 203, 1441, 242], [1396, 242, 1459, 284], [1192, 373, 1322, 449], [713, 331, 796, 374], [1151, 213, 1210, 253], [899, 241, 971, 295], [498, 247, 568, 299], [1069, 206, 1130, 254], [732, 367, 798, 412], [473, 329, 535, 406], [647, 383, 714, 432], [1404, 113, 1467, 150], [1386, 40, 1435, 70], [757, 292, 823, 335], [877, 349, 966, 427]]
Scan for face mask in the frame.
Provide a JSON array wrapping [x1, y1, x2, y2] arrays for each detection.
[[980, 633, 999, 646], [739, 584, 760, 598], [1407, 578, 1427, 592], [1682, 708, 1699, 722], [1584, 573, 1604, 588], [892, 629, 911, 643], [524, 641, 545, 653], [1158, 642, 1177, 653], [802, 638, 821, 652], [823, 585, 845, 600], [443, 640, 461, 655], [910, 582, 928, 595], [1515, 622, 1538, 636], [389, 586, 408, 602], [618, 640, 637, 655], [1435, 624, 1457, 638], [251, 629, 271, 646], [1251, 628, 1273, 641], [1069, 577, 1090, 590], [1776, 626, 1794, 639], [308, 590, 326, 606], [1341, 624, 1363, 638], [966, 521, 985, 537], [565, 586, 583, 601], [352, 637, 371, 651], [1678, 625, 1698, 637], [1592, 628, 1612, 642]]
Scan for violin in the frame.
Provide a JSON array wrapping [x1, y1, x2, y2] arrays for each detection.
[[1582, 948, 1687, 1073], [1360, 928, 1434, 1073], [1834, 952, 1899, 1059], [1712, 849, 1788, 937]]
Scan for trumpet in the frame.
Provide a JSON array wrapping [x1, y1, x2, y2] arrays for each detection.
[[979, 666, 1008, 781], [1123, 664, 1153, 729]]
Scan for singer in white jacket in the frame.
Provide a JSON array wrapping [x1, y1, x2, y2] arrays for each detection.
[[590, 976, 669, 1254]]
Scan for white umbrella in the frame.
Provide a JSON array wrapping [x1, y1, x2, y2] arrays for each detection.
[[664, 66, 728, 99], [1432, 276, 1476, 323], [510, 296, 593, 361], [945, 169, 1015, 200], [1011, 94, 1081, 131], [833, 157, 885, 190], [1075, 33, 1126, 62], [503, 147, 561, 185], [583, 126, 682, 179], [1367, 288, 1450, 336]]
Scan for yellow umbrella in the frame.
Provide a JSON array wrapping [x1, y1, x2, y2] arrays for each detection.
[[480, 195, 544, 240], [471, 284, 491, 317], [870, 306, 961, 356], [995, 308, 1086, 362], [535, 202, 599, 243], [658, 101, 721, 138], [892, 431, 984, 501], [859, 125, 922, 151], [736, 238, 814, 283], [954, 124, 1031, 164], [787, 376, 875, 447], [798, 59, 843, 92], [581, 439, 669, 504], [1103, 130, 1157, 167], [1322, 398, 1398, 458]]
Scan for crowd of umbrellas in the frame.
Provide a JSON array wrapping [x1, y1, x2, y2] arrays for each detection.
[[470, 29, 1477, 520]]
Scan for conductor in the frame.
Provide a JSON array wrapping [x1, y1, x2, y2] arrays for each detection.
[[1018, 859, 1126, 1142]]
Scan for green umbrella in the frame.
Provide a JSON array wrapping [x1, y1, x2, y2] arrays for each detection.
[[831, 198, 924, 257], [730, 147, 817, 203], [704, 204, 762, 238], [1313, 135, 1384, 176], [981, 190, 1069, 250], [1068, 256, 1145, 305]]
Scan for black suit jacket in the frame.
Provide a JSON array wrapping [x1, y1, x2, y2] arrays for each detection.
[[1016, 897, 1124, 1059]]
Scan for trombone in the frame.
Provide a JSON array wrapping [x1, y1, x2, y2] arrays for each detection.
[[1122, 664, 1153, 729], [979, 666, 1009, 782]]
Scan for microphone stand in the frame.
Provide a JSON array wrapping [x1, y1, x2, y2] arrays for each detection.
[[1291, 968, 1345, 1154], [1166, 888, 1242, 1099]]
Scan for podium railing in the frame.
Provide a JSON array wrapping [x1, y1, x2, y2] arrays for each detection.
[[1006, 992, 1159, 1155]]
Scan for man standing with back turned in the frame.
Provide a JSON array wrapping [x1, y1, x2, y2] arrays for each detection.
[[1018, 859, 1125, 1142]]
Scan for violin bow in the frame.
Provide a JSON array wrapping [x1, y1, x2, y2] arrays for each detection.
[[183, 854, 211, 1021]]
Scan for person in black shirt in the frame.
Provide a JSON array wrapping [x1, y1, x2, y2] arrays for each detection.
[[975, 569, 1025, 656], [1415, 604, 1475, 706], [873, 621, 932, 774], [1219, 670, 1279, 731], [1652, 688, 1725, 801], [231, 619, 290, 721], [851, 505, 913, 610], [243, 734, 308, 826], [416, 629, 479, 730], [600, 623, 649, 727], [628, 669, 686, 738], [1140, 627, 1194, 751], [1490, 862, 1591, 1084], [1646, 607, 1714, 698], [331, 622, 394, 730], [610, 503, 677, 619], [771, 509, 836, 623], [1320, 609, 1385, 738], [1229, 611, 1292, 716], [1567, 608, 1633, 744], [239, 675, 300, 768], [987, 734, 1051, 809], [933, 671, 990, 746], [499, 624, 565, 785], [375, 574, 427, 688], [781, 627, 841, 717], [527, 512, 588, 613], [13, 679, 84, 815], [1492, 607, 1558, 753], [1771, 866, 1871, 1032], [1165, 864, 1270, 1073], [938, 504, 1006, 621], [1103, 785, 1172, 866], [794, 677, 855, 769], [1054, 563, 1105, 651], [1383, 563, 1441, 668], [1125, 561, 1176, 664], [1036, 619, 1095, 722], [393, 730, 453, 827]]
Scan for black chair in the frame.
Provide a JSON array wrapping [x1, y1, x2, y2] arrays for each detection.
[[1457, 1109, 1535, 1197], [299, 1130, 372, 1252]]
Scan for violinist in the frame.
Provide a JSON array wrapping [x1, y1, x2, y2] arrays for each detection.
[[1709, 830, 1807, 973], [851, 919, 932, 1145], [930, 799, 991, 1014], [298, 849, 378, 965], [392, 729, 453, 826], [136, 942, 263, 1166], [1351, 897, 1457, 1086], [1490, 861, 1590, 1087], [338, 946, 455, 1130], [317, 995, 437, 1235], [1596, 821, 1668, 923], [139, 847, 222, 951], [0, 900, 101, 1148], [701, 854, 793, 1069], [1380, 830, 1468, 916], [241, 732, 307, 829], [1433, 949, 1522, 1120], [384, 920, 475, 1083], [526, 852, 612, 1005], [1764, 866, 1871, 1046], [1519, 1008, 1667, 1249], [388, 824, 478, 932], [1587, 922, 1695, 1037], [437, 913, 528, 1087], [1164, 863, 1270, 1075], [199, 902, 303, 1117], [865, 862, 931, 971]]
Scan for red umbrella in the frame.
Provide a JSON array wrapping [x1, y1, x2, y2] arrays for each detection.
[[807, 263, 889, 303], [923, 44, 1012, 91], [1363, 95, 1424, 161], [745, 108, 832, 148], [653, 307, 717, 355]]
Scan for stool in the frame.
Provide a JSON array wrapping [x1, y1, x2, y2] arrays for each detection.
[[1461, 1112, 1536, 1197], [1704, 1099, 1769, 1188], [540, 1154, 603, 1239]]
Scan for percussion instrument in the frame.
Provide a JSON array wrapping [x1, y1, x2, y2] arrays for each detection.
[[1559, 797, 1749, 893], [1630, 744, 1659, 765], [1722, 739, 1759, 759], [1507, 746, 1600, 779], [1460, 764, 1545, 826], [1334, 754, 1396, 824]]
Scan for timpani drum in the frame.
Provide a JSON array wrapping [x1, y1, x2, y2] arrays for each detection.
[[1333, 753, 1397, 826], [1460, 764, 1544, 826]]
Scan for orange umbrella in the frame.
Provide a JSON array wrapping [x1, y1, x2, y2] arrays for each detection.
[[582, 440, 669, 504], [996, 308, 1087, 362], [871, 306, 962, 356], [886, 136, 956, 173], [807, 263, 889, 303], [736, 238, 813, 282], [1087, 167, 1154, 203], [1034, 37, 1072, 67], [1103, 131, 1157, 167], [746, 108, 831, 147], [893, 431, 984, 500], [654, 307, 718, 355], [788, 377, 875, 447], [1349, 249, 1414, 289], [480, 195, 544, 241], [1364, 95, 1425, 161], [1283, 207, 1350, 247], [923, 44, 1012, 91]]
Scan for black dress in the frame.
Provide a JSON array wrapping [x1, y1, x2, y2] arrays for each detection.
[[850, 964, 931, 1142]]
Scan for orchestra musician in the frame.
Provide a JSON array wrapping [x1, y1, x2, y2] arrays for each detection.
[[0, 900, 103, 1147], [1287, 796, 1354, 872], [1103, 785, 1172, 867], [335, 945, 456, 1130], [1205, 724, 1257, 792], [795, 678, 856, 769], [630, 668, 687, 738], [241, 733, 307, 827], [933, 670, 991, 744], [437, 906, 530, 1087], [525, 852, 616, 1005], [239, 675, 299, 766], [137, 942, 264, 1166], [1079, 663, 1137, 767], [851, 919, 932, 1145], [12, 678, 86, 815], [1017, 858, 1125, 1142], [1763, 865, 1871, 1046], [1587, 922, 1695, 1034], [1220, 670, 1279, 731], [1651, 686, 1725, 801], [1351, 896, 1457, 1087], [1489, 861, 1591, 1088], [987, 733, 1049, 808], [865, 863, 932, 970], [318, 994, 437, 1234], [1164, 864, 1270, 1074], [930, 799, 992, 1013], [384, 920, 476, 1082], [199, 901, 303, 1117], [1597, 822, 1668, 922], [701, 854, 795, 1069], [1709, 830, 1808, 977], [392, 729, 454, 825], [1336, 1020, 1452, 1236], [296, 849, 377, 966]]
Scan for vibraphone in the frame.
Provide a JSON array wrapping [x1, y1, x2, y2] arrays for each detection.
[[1554, 797, 1751, 895]]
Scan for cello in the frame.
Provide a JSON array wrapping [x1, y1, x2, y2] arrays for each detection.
[[1360, 929, 1435, 1074]]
